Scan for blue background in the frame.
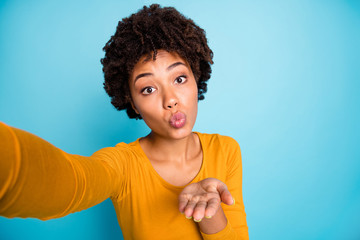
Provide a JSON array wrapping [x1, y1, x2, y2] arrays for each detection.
[[0, 0, 359, 239]]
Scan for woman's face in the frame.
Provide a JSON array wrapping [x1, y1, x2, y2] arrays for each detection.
[[129, 50, 198, 140]]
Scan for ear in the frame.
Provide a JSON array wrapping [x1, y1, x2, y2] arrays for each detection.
[[130, 100, 140, 115]]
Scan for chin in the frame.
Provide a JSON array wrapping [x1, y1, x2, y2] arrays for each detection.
[[168, 125, 194, 140], [146, 116, 196, 140], [150, 125, 192, 140]]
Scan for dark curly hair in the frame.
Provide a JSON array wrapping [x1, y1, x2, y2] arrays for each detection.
[[101, 4, 213, 119]]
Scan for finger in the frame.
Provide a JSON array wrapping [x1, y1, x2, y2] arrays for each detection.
[[179, 199, 189, 213], [192, 201, 207, 222], [217, 183, 234, 205], [204, 197, 220, 218], [179, 194, 189, 213], [184, 199, 198, 219]]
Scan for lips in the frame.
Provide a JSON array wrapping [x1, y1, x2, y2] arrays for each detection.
[[169, 112, 186, 128]]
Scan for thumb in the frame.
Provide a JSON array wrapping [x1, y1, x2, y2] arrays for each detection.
[[217, 182, 235, 206]]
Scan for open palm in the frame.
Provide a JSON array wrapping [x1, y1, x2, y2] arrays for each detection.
[[178, 178, 234, 221]]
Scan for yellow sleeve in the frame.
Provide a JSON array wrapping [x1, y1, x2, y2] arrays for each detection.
[[201, 135, 249, 240], [0, 122, 123, 220]]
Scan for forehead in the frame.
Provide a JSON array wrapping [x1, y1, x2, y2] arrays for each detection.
[[132, 50, 188, 74]]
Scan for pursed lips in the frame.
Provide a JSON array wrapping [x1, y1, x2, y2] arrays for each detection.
[[169, 112, 186, 128]]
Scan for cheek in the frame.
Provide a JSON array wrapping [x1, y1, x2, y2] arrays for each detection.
[[188, 82, 199, 103], [134, 98, 161, 121], [182, 83, 198, 113]]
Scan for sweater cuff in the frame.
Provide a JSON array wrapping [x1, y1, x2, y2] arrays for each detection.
[[200, 220, 237, 240]]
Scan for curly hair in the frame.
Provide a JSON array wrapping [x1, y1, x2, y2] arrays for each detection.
[[101, 4, 213, 119]]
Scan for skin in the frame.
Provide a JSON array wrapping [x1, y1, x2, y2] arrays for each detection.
[[129, 50, 234, 234]]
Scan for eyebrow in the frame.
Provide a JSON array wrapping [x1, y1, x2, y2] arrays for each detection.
[[167, 62, 186, 71], [133, 61, 187, 83]]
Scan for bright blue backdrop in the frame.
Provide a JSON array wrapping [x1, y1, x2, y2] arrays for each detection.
[[0, 0, 359, 239]]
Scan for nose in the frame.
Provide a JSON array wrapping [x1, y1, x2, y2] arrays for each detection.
[[163, 89, 178, 110], [166, 101, 178, 109]]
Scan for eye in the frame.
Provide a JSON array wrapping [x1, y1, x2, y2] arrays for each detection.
[[141, 87, 156, 95], [174, 75, 187, 84]]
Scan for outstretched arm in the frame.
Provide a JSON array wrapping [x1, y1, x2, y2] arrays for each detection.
[[0, 122, 122, 220]]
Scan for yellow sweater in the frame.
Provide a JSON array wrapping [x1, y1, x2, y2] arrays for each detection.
[[0, 122, 249, 239]]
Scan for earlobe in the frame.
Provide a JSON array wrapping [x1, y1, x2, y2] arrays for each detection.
[[130, 101, 140, 114]]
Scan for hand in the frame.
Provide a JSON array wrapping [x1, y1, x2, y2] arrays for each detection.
[[178, 178, 235, 222]]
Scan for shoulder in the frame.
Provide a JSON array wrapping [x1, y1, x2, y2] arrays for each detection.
[[197, 132, 242, 174], [92, 138, 141, 155], [90, 139, 144, 167], [196, 132, 240, 151]]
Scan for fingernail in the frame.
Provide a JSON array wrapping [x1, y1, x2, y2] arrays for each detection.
[[205, 215, 212, 219], [231, 198, 236, 206], [185, 216, 192, 219], [194, 218, 202, 222]]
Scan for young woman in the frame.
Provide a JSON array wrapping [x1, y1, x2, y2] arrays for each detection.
[[0, 4, 249, 239]]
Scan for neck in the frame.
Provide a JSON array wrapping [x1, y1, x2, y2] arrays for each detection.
[[141, 131, 200, 163]]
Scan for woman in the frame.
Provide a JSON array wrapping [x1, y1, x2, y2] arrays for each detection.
[[0, 4, 249, 239]]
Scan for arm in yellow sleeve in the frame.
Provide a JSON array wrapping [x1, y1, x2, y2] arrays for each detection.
[[201, 136, 249, 240], [0, 122, 123, 220]]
